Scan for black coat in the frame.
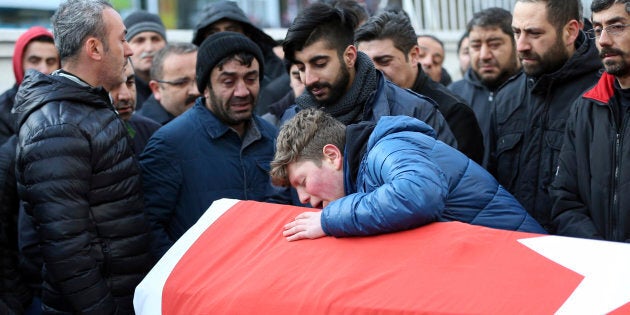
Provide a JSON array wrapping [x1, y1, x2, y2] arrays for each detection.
[[412, 66, 484, 164], [488, 32, 602, 232], [0, 85, 18, 145], [0, 135, 30, 313], [550, 73, 630, 242], [13, 71, 153, 314]]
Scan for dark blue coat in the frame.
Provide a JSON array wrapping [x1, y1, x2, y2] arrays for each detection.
[[140, 99, 292, 258], [281, 70, 457, 147], [321, 116, 545, 237]]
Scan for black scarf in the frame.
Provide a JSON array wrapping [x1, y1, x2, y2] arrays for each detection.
[[296, 52, 378, 125]]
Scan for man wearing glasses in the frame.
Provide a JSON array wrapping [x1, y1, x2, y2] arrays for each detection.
[[550, 0, 630, 242], [487, 0, 601, 233], [139, 43, 200, 125]]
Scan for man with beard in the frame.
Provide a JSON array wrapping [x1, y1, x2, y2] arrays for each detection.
[[110, 59, 160, 155], [140, 32, 292, 258], [550, 0, 630, 242], [355, 11, 484, 164], [124, 10, 167, 109], [138, 43, 199, 125], [448, 8, 521, 168], [280, 2, 456, 147], [488, 0, 601, 233]]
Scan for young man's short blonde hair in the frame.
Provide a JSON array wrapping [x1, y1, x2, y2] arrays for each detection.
[[270, 108, 346, 186]]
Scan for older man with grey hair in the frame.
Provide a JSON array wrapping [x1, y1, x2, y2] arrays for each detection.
[[12, 0, 153, 313]]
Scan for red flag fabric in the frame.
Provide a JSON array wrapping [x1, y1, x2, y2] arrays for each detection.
[[134, 199, 630, 314]]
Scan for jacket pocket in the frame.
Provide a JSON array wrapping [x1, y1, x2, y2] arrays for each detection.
[[495, 133, 523, 188]]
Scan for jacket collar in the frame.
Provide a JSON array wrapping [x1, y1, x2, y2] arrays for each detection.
[[583, 71, 615, 104]]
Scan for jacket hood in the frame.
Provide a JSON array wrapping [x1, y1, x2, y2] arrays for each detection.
[[344, 121, 376, 194], [13, 71, 110, 127], [192, 0, 276, 50], [13, 26, 55, 85], [530, 31, 601, 92], [583, 71, 615, 104]]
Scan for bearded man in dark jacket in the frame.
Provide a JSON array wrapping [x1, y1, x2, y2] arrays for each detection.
[[488, 0, 602, 232], [550, 0, 630, 243], [13, 0, 152, 313], [280, 2, 456, 147]]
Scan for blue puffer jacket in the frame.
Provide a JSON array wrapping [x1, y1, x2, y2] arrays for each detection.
[[321, 116, 546, 236]]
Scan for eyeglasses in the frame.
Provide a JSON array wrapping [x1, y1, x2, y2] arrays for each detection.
[[586, 24, 630, 39], [156, 77, 195, 88]]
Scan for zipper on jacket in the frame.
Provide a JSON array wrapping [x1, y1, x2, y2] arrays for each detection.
[[488, 92, 494, 103]]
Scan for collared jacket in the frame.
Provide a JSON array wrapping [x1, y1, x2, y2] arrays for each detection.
[[12, 71, 153, 314], [488, 32, 601, 232], [550, 73, 630, 242], [321, 116, 546, 237], [140, 99, 292, 258], [281, 70, 457, 147]]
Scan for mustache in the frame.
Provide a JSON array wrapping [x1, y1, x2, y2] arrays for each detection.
[[139, 51, 155, 59], [599, 48, 625, 59], [114, 100, 134, 109], [185, 94, 200, 104], [306, 82, 331, 92]]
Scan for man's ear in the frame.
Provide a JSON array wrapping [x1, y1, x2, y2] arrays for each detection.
[[322, 144, 343, 170], [85, 37, 102, 61], [149, 80, 162, 101], [564, 19, 580, 47], [409, 45, 421, 64], [343, 45, 357, 68]]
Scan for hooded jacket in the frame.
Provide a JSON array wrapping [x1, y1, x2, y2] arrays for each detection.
[[0, 27, 55, 145], [191, 0, 286, 91], [13, 71, 152, 314], [550, 73, 630, 242], [488, 32, 601, 232], [321, 116, 546, 237]]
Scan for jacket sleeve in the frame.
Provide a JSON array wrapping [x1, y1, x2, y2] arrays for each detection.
[[321, 138, 447, 237], [17, 124, 115, 313], [139, 135, 183, 258], [549, 104, 603, 239]]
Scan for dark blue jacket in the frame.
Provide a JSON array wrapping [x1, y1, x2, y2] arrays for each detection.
[[138, 95, 175, 125], [281, 70, 456, 147], [488, 32, 601, 232], [321, 116, 545, 237], [140, 99, 292, 258]]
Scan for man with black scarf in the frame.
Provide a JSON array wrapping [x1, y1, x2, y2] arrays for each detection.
[[280, 2, 456, 148]]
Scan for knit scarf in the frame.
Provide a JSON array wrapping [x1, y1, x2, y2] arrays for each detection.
[[296, 52, 378, 125]]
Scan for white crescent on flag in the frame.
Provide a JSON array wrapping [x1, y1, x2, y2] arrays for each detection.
[[134, 199, 630, 314]]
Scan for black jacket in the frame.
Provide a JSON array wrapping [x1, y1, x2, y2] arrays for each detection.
[[412, 66, 484, 164], [0, 85, 18, 145], [138, 95, 175, 125], [0, 135, 30, 313], [449, 68, 509, 167], [550, 73, 630, 242], [488, 32, 601, 232], [13, 71, 153, 314]]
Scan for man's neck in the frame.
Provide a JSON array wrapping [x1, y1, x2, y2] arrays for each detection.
[[617, 75, 630, 90]]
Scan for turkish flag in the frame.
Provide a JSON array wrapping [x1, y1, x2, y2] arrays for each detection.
[[134, 199, 630, 314]]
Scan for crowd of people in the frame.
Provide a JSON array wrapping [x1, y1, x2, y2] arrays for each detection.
[[0, 0, 628, 313]]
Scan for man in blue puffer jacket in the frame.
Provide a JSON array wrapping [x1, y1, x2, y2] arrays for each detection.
[[271, 108, 545, 240]]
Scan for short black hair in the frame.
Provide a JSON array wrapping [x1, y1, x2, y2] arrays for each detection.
[[516, 0, 582, 31], [283, 2, 359, 63], [467, 7, 513, 38], [355, 11, 417, 60], [591, 0, 630, 15], [456, 32, 469, 55]]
